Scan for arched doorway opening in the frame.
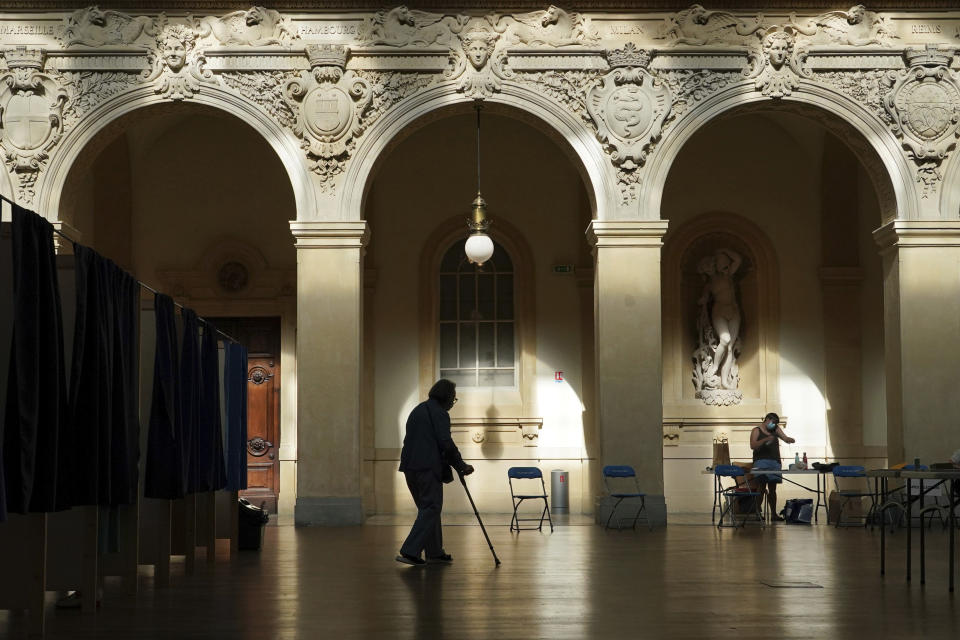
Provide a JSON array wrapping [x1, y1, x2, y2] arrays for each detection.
[[361, 104, 597, 516], [660, 104, 891, 514], [59, 103, 298, 519]]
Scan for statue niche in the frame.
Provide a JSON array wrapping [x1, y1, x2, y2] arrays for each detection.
[[692, 247, 744, 405]]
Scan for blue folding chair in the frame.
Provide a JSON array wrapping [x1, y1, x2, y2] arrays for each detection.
[[602, 465, 651, 530], [715, 465, 765, 529], [508, 467, 553, 533], [832, 465, 875, 528]]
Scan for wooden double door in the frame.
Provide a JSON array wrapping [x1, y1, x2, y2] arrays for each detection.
[[213, 317, 281, 515]]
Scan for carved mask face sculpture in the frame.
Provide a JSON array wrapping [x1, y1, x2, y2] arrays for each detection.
[[163, 36, 187, 72], [764, 34, 791, 69], [464, 37, 492, 69]]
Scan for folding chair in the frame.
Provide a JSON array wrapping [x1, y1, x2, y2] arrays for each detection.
[[602, 465, 651, 530], [507, 467, 553, 533], [714, 465, 765, 529], [831, 465, 875, 528]]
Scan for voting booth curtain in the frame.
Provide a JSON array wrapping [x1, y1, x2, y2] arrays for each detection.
[[1, 204, 249, 522]]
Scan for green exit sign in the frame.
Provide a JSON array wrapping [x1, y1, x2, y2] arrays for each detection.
[[552, 264, 574, 274]]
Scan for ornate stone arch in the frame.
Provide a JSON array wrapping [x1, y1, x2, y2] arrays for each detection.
[[35, 84, 315, 224], [642, 79, 918, 225], [339, 80, 616, 223]]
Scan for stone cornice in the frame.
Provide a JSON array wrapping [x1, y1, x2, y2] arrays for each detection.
[[289, 220, 369, 249], [874, 220, 960, 251], [587, 220, 670, 249], [5, 1, 960, 9]]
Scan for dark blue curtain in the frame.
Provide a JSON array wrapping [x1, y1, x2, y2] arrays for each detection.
[[224, 342, 248, 491], [0, 216, 12, 521], [180, 308, 201, 494], [197, 325, 226, 492], [144, 294, 183, 499], [2, 205, 67, 515], [110, 261, 140, 505], [64, 244, 140, 507]]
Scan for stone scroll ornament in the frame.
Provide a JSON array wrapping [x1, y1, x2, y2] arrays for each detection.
[[692, 248, 743, 406], [283, 45, 373, 186], [883, 46, 960, 198], [142, 24, 215, 101], [0, 47, 69, 203]]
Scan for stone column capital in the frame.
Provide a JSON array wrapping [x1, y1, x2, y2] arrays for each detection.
[[874, 220, 960, 253], [290, 220, 369, 249], [587, 220, 669, 249]]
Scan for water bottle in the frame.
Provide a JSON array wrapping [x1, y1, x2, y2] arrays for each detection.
[[802, 452, 807, 469], [794, 452, 800, 465]]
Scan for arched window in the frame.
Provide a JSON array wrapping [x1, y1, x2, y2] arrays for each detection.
[[438, 239, 515, 388]]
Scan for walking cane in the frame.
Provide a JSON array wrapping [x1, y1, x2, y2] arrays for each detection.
[[458, 471, 501, 567]]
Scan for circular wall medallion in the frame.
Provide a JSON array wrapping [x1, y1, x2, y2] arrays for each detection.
[[605, 85, 653, 140], [304, 86, 352, 139], [218, 261, 249, 293]]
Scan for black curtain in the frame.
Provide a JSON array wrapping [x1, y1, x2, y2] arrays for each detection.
[[180, 308, 201, 494], [197, 325, 226, 492], [144, 293, 183, 499], [66, 246, 140, 506], [224, 342, 248, 492], [65, 244, 111, 506], [109, 260, 140, 505], [2, 205, 67, 514], [0, 215, 13, 521]]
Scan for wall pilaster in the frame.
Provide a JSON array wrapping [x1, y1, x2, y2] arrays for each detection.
[[874, 221, 960, 466], [587, 219, 668, 524], [290, 220, 368, 525]]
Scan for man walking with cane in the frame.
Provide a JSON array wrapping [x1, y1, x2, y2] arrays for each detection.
[[396, 379, 474, 566]]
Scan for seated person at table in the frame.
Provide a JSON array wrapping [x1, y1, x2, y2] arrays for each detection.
[[750, 412, 796, 521]]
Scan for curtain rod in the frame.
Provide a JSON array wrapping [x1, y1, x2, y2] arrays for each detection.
[[0, 194, 241, 346]]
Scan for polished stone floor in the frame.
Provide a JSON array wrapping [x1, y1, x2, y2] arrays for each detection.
[[1, 514, 958, 639]]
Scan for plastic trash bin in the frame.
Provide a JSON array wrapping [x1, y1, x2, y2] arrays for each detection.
[[551, 470, 569, 512], [238, 499, 269, 550]]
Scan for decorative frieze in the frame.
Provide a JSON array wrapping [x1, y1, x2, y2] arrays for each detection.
[[194, 6, 297, 46], [46, 54, 151, 72], [788, 5, 899, 47], [220, 70, 300, 129], [59, 7, 159, 48], [653, 5, 765, 46], [506, 50, 607, 72], [61, 71, 142, 126]]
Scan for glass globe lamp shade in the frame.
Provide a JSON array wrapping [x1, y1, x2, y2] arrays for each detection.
[[465, 233, 494, 266]]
